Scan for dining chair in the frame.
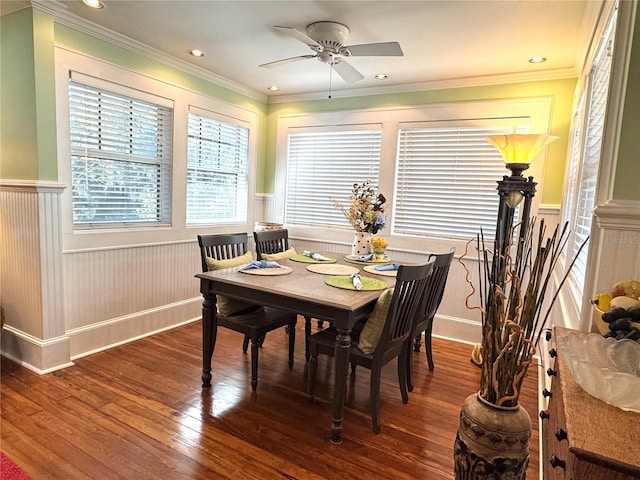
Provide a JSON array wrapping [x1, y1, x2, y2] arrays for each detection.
[[253, 228, 323, 361], [197, 233, 297, 391], [406, 247, 455, 389], [307, 259, 435, 433]]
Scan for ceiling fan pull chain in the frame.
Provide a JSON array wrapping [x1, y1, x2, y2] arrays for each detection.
[[328, 61, 333, 99]]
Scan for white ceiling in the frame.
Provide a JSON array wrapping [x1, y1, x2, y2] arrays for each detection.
[[5, 0, 597, 101]]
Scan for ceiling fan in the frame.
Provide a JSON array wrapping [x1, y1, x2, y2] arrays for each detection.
[[259, 21, 403, 84]]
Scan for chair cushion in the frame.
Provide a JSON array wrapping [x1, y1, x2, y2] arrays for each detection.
[[357, 288, 394, 354], [261, 247, 297, 261], [206, 251, 253, 271], [205, 251, 261, 316]]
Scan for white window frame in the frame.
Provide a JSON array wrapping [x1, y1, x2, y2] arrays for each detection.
[[68, 72, 174, 228], [285, 125, 382, 229], [275, 99, 553, 253], [55, 47, 259, 251], [556, 0, 630, 330], [186, 107, 250, 226], [394, 119, 529, 239]]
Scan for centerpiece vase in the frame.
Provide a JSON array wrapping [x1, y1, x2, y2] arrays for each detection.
[[352, 232, 373, 256], [454, 393, 531, 480]]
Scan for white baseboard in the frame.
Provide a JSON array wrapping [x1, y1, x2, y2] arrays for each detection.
[[0, 326, 73, 373], [67, 298, 202, 360]]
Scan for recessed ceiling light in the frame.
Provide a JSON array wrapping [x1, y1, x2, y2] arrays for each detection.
[[374, 74, 389, 80], [267, 86, 280, 92], [529, 56, 547, 64], [82, 0, 104, 8], [188, 49, 205, 57]]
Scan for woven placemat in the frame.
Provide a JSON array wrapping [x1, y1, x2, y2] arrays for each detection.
[[239, 265, 293, 276], [343, 254, 392, 266], [363, 265, 398, 277], [324, 275, 387, 291], [306, 264, 359, 275], [290, 254, 337, 264]]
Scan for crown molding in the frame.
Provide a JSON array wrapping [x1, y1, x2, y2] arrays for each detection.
[[267, 67, 579, 104], [47, 1, 268, 103], [26, 0, 579, 106]]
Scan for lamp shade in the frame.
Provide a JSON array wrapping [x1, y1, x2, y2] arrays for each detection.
[[486, 134, 558, 165]]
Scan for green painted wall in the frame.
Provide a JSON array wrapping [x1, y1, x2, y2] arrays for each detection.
[[614, 9, 640, 201], [0, 8, 58, 180], [265, 78, 577, 205], [1, 9, 39, 179]]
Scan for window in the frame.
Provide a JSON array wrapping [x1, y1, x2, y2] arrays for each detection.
[[563, 6, 617, 292], [69, 80, 173, 227], [276, 100, 552, 246], [285, 127, 382, 228], [186, 111, 249, 225], [394, 123, 528, 239]]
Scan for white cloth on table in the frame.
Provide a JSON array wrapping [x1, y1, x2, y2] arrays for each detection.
[[303, 250, 331, 261], [237, 260, 280, 271]]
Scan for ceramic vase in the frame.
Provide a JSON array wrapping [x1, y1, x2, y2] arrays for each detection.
[[454, 393, 531, 480], [352, 232, 373, 256]]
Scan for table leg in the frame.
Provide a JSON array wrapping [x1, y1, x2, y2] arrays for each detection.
[[201, 292, 217, 388], [330, 326, 351, 444]]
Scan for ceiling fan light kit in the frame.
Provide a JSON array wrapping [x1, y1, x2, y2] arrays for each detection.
[[260, 20, 403, 93]]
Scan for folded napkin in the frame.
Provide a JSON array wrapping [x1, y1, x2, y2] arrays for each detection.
[[375, 263, 400, 271], [303, 250, 331, 261], [355, 253, 374, 262], [237, 260, 280, 271], [351, 273, 363, 290]]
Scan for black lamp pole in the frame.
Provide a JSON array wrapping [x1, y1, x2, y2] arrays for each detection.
[[493, 169, 537, 289]]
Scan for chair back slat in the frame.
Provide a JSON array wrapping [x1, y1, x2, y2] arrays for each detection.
[[197, 233, 249, 272], [253, 229, 289, 259], [377, 259, 435, 354], [417, 248, 455, 323]]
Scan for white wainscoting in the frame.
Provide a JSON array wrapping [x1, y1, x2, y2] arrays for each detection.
[[63, 241, 203, 358], [1, 180, 205, 372], [0, 181, 71, 372]]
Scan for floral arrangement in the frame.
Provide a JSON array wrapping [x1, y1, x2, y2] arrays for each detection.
[[460, 220, 587, 407], [371, 237, 388, 251], [333, 181, 388, 234]]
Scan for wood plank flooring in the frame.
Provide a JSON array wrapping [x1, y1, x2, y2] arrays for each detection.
[[1, 320, 539, 479]]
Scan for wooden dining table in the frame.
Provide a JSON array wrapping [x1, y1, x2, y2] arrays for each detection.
[[195, 253, 396, 443]]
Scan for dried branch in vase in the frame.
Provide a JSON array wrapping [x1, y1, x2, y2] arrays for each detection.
[[460, 219, 588, 407]]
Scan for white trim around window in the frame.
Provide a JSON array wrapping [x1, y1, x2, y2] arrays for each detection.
[[275, 98, 554, 254], [55, 46, 259, 252]]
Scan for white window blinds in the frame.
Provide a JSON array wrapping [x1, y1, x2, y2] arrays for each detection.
[[69, 81, 173, 226], [286, 128, 382, 227], [186, 112, 249, 225], [566, 7, 617, 288], [394, 123, 527, 239]]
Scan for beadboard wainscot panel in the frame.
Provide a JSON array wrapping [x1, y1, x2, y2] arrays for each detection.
[[536, 204, 561, 234], [254, 193, 273, 227], [0, 181, 71, 373], [63, 240, 202, 359]]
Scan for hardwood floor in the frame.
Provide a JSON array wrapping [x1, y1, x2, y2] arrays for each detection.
[[1, 320, 539, 479]]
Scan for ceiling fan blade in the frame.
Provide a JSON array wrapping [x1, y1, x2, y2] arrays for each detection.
[[344, 42, 404, 57], [274, 26, 321, 48], [332, 58, 365, 83], [259, 55, 317, 68]]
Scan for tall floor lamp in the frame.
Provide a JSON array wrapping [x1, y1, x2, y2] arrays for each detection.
[[485, 133, 558, 284]]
